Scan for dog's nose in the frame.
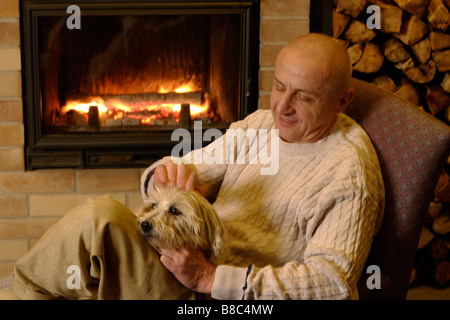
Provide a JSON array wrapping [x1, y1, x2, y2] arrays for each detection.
[[140, 221, 152, 234]]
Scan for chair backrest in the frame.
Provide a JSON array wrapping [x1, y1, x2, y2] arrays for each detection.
[[345, 78, 450, 299]]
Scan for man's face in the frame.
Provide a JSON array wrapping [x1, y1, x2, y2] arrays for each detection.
[[270, 51, 340, 143]]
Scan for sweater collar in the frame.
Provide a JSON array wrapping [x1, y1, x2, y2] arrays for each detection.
[[277, 115, 343, 156]]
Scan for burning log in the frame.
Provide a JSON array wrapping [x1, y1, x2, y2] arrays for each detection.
[[121, 118, 141, 126], [65, 91, 203, 108], [66, 110, 87, 126], [100, 91, 203, 106]]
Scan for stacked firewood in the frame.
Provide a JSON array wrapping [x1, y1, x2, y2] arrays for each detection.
[[333, 0, 450, 124], [333, 0, 450, 288], [413, 170, 450, 287]]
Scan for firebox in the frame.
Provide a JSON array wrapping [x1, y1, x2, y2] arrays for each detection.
[[21, 0, 260, 169]]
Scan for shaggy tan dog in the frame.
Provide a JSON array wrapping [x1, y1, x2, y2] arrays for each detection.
[[137, 185, 225, 259]]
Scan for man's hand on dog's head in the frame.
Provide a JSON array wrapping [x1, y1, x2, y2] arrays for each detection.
[[154, 161, 208, 197], [154, 161, 196, 190]]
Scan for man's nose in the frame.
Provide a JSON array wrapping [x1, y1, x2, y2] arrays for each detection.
[[276, 92, 294, 114]]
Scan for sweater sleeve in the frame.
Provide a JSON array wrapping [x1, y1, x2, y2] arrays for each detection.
[[211, 265, 250, 300], [221, 157, 384, 300]]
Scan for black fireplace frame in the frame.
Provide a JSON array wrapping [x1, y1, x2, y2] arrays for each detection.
[[21, 0, 260, 170]]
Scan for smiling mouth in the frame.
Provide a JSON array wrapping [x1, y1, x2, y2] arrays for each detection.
[[279, 116, 298, 126]]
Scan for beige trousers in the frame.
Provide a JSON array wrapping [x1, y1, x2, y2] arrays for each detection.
[[12, 195, 195, 300]]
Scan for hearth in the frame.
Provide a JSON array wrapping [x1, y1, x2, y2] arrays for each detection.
[[21, 0, 260, 169]]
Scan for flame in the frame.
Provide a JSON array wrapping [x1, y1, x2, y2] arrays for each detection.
[[60, 82, 209, 126], [159, 82, 195, 94], [61, 98, 109, 114]]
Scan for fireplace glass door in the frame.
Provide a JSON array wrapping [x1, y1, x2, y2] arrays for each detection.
[[21, 1, 260, 169]]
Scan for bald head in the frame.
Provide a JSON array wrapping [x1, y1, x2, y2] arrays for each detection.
[[270, 33, 355, 143], [277, 33, 352, 98]]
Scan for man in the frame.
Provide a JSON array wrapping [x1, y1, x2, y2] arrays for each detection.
[[143, 33, 384, 299], [8, 33, 384, 300]]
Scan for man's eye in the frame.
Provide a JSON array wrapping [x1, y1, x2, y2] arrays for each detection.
[[168, 206, 181, 216], [273, 80, 285, 91], [297, 93, 313, 102]]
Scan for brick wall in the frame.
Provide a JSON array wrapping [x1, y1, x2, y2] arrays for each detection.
[[0, 0, 309, 278], [259, 0, 310, 109]]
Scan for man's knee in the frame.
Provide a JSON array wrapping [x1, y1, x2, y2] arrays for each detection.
[[86, 195, 134, 223], [64, 195, 135, 228]]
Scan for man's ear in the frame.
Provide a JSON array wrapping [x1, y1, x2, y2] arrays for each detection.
[[336, 87, 354, 115]]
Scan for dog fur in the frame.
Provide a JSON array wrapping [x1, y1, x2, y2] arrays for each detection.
[[136, 185, 225, 259]]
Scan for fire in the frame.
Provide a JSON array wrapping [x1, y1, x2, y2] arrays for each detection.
[[159, 83, 195, 94], [62, 100, 109, 114], [60, 82, 210, 127]]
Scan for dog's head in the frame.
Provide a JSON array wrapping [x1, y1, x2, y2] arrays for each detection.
[[136, 185, 225, 259]]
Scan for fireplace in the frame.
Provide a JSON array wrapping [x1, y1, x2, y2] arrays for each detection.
[[21, 0, 260, 169]]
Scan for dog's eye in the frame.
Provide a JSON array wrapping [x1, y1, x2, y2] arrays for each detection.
[[168, 206, 181, 216]]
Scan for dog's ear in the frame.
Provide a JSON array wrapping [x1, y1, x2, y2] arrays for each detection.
[[206, 210, 225, 259], [142, 182, 159, 206], [149, 183, 161, 195], [190, 191, 225, 258]]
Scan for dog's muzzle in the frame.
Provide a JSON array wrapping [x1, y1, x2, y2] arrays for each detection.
[[139, 221, 152, 235]]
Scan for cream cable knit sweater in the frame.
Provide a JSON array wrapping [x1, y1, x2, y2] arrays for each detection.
[[141, 109, 385, 300]]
